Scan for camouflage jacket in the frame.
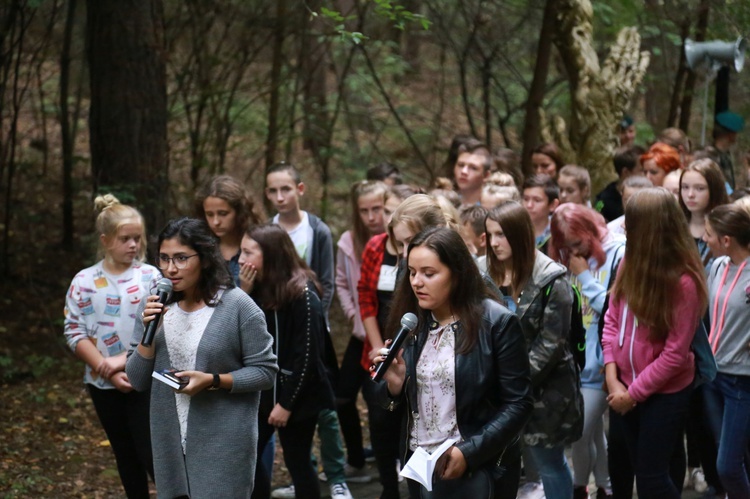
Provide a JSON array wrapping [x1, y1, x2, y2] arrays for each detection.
[[515, 251, 583, 448]]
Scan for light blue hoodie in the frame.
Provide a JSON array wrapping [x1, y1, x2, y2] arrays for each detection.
[[570, 233, 626, 389]]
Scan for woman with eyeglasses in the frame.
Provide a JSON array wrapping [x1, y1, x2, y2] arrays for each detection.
[[64, 194, 158, 498], [126, 217, 277, 498]]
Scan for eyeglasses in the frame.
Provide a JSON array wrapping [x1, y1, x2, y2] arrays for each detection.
[[157, 254, 198, 270]]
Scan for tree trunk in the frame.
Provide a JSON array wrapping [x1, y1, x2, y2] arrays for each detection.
[[266, 0, 286, 168], [520, 0, 557, 176], [679, 0, 710, 133], [59, 0, 76, 250], [549, 0, 649, 194], [87, 0, 169, 236], [299, 0, 331, 217], [666, 20, 690, 128]]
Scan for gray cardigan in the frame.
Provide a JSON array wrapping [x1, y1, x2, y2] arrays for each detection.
[[126, 287, 277, 498]]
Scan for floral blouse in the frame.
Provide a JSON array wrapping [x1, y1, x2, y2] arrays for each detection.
[[409, 319, 461, 453]]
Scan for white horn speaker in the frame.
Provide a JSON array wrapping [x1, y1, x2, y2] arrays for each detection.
[[685, 37, 746, 72]]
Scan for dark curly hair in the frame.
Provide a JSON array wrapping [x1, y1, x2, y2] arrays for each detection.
[[157, 217, 234, 306]]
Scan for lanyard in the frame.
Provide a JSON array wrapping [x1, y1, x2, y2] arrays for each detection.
[[709, 261, 747, 354]]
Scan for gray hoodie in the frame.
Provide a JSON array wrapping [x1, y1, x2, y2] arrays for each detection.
[[707, 255, 750, 376]]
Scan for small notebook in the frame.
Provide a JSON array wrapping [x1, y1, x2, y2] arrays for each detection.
[[399, 438, 458, 491], [152, 369, 188, 390]]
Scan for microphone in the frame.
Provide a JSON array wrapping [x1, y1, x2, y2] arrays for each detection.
[[141, 278, 173, 347], [371, 312, 418, 383]]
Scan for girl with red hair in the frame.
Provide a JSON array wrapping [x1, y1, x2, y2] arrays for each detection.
[[549, 204, 626, 499], [641, 143, 681, 187]]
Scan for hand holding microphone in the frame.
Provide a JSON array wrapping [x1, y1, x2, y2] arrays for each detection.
[[141, 278, 173, 347], [371, 312, 418, 383]]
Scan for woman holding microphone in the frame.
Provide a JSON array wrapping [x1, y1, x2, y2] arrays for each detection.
[[373, 226, 533, 498], [126, 218, 277, 498]]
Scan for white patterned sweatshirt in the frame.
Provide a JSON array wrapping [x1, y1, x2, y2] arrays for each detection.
[[64, 260, 159, 389]]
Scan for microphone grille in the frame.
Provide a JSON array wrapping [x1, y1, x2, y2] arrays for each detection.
[[156, 277, 173, 293], [401, 312, 418, 330]]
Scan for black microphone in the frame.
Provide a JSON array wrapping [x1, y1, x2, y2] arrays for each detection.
[[371, 312, 418, 383], [141, 278, 173, 347]]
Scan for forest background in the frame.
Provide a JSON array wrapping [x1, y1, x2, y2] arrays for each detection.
[[0, 0, 748, 496]]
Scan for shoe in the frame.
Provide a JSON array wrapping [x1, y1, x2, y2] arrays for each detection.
[[573, 485, 588, 499], [330, 482, 353, 499], [318, 463, 372, 483], [596, 487, 612, 499], [344, 463, 371, 483], [271, 484, 295, 499], [517, 481, 545, 499], [691, 468, 708, 494], [363, 446, 376, 463]]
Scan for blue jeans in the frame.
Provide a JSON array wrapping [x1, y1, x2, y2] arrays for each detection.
[[703, 372, 750, 498], [611, 385, 691, 499], [526, 445, 572, 499]]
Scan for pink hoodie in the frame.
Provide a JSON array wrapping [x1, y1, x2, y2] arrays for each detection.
[[601, 274, 700, 402]]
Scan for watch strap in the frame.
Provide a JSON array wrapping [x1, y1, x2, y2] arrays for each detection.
[[209, 373, 221, 390]]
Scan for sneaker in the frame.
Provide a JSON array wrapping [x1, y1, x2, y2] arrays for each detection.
[[596, 487, 613, 499], [517, 481, 545, 499], [319, 463, 372, 483], [330, 482, 353, 499], [363, 446, 376, 463], [573, 485, 588, 499], [271, 484, 295, 499], [691, 468, 709, 494]]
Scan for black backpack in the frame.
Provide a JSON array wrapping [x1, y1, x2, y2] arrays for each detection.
[[541, 279, 586, 370]]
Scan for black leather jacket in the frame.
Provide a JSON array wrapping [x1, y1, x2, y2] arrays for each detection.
[[376, 298, 533, 472]]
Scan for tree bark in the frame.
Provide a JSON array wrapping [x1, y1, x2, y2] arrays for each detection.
[[679, 0, 710, 133], [548, 0, 649, 193], [265, 0, 286, 168], [87, 0, 168, 236], [59, 0, 76, 250], [520, 0, 557, 176]]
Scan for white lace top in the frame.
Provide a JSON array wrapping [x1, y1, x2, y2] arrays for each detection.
[[163, 300, 217, 454], [409, 319, 461, 453]]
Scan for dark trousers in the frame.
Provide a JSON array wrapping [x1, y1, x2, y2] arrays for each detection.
[[363, 379, 403, 499], [685, 383, 722, 492], [405, 446, 521, 499], [254, 413, 320, 499], [703, 372, 750, 498], [88, 385, 153, 499], [335, 336, 368, 469], [610, 385, 691, 499]]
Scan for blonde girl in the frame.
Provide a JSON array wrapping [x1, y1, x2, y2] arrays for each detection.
[[557, 165, 591, 206], [63, 194, 158, 498]]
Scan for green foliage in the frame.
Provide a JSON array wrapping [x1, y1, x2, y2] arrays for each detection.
[[372, 0, 432, 31]]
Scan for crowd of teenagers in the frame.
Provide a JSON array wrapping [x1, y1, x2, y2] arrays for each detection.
[[63, 112, 750, 499]]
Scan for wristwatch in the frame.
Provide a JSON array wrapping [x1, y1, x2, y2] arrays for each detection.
[[208, 373, 221, 391]]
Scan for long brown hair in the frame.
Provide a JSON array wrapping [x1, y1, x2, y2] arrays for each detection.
[[485, 201, 535, 300], [245, 224, 320, 310], [613, 188, 708, 340], [678, 159, 729, 219], [385, 227, 492, 354]]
